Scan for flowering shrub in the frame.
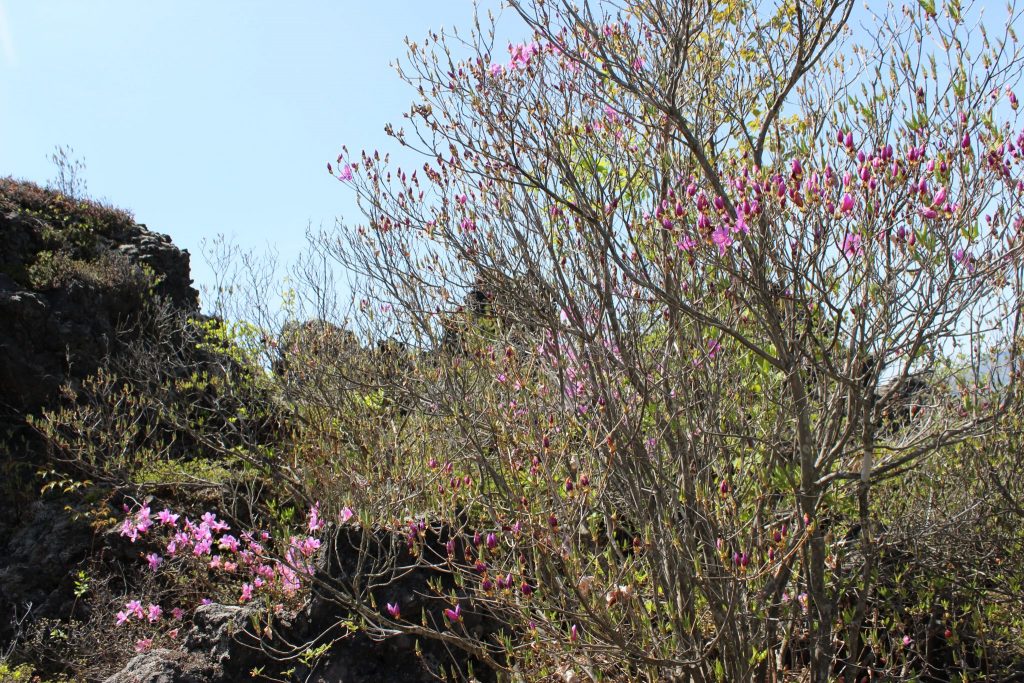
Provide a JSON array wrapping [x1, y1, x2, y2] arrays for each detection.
[[111, 501, 325, 646], [307, 0, 1024, 681]]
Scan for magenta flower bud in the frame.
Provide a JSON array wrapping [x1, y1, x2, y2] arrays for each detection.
[[444, 604, 462, 624], [579, 474, 589, 488], [486, 533, 498, 550], [473, 531, 482, 546], [548, 514, 558, 529], [386, 602, 401, 619], [520, 582, 534, 596], [474, 560, 488, 573], [791, 158, 803, 178], [446, 539, 456, 557], [719, 479, 730, 495], [932, 186, 947, 206], [961, 133, 971, 150], [741, 552, 750, 568], [845, 132, 854, 149], [836, 129, 845, 145], [570, 624, 579, 642], [840, 193, 855, 214], [713, 195, 725, 211], [565, 478, 574, 493], [481, 578, 494, 592]]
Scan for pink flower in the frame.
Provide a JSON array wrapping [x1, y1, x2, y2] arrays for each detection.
[[386, 602, 401, 619], [712, 225, 733, 255], [631, 57, 645, 71], [147, 604, 162, 623], [307, 503, 325, 532], [115, 610, 130, 626], [840, 193, 855, 214], [918, 206, 938, 219], [120, 519, 139, 543], [157, 509, 179, 526], [219, 535, 239, 553], [570, 624, 580, 643], [126, 600, 144, 619], [707, 338, 721, 359], [240, 583, 254, 603], [444, 603, 463, 624], [201, 512, 229, 533], [339, 507, 354, 524], [842, 233, 864, 258], [171, 607, 184, 620], [134, 638, 153, 653], [488, 62, 505, 77], [145, 553, 163, 572], [338, 164, 353, 181]]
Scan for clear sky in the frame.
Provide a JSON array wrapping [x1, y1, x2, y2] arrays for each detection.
[[0, 1, 504, 308]]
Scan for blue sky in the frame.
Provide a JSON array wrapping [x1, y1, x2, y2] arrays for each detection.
[[0, 1, 503, 307]]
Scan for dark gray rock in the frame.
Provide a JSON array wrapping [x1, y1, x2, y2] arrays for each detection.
[[102, 648, 214, 683], [0, 500, 93, 625], [182, 603, 260, 676]]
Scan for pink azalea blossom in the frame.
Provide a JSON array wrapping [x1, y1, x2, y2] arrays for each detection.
[[339, 507, 354, 524], [240, 583, 254, 602], [145, 553, 163, 572], [307, 503, 325, 532], [842, 233, 864, 258], [134, 638, 153, 653], [115, 610, 130, 626], [126, 600, 144, 619], [219, 535, 239, 553], [171, 607, 185, 620], [157, 509, 179, 526], [338, 164, 353, 181], [147, 604, 162, 623], [712, 225, 733, 255]]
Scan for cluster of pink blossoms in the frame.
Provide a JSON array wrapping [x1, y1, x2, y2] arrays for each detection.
[[115, 501, 336, 634]]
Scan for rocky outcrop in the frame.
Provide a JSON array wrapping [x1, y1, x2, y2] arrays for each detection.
[[0, 178, 198, 421], [0, 178, 200, 658], [103, 649, 216, 683]]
